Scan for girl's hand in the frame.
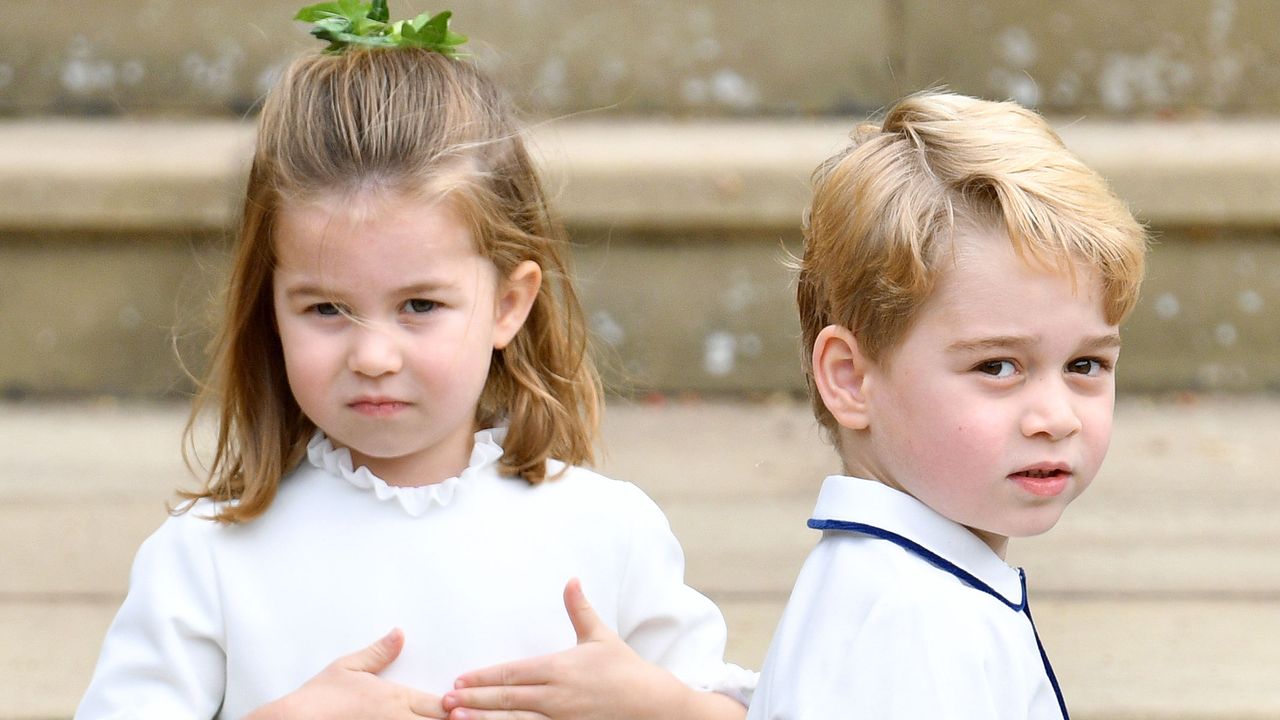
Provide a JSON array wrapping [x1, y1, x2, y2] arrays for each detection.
[[441, 579, 745, 720], [247, 628, 447, 719]]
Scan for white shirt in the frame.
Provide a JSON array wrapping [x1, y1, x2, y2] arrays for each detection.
[[748, 476, 1067, 720], [77, 429, 755, 719]]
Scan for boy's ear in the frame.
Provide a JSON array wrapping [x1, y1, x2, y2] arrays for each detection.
[[492, 260, 542, 350], [812, 324, 872, 431]]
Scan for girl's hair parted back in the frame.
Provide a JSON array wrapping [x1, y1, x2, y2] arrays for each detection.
[[182, 48, 601, 524]]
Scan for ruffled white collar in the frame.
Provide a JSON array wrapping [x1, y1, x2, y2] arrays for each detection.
[[305, 428, 506, 517]]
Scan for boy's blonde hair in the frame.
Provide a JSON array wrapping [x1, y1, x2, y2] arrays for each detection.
[[182, 48, 601, 523], [798, 91, 1147, 434]]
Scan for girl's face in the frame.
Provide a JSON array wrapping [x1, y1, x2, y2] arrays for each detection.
[[272, 191, 537, 487]]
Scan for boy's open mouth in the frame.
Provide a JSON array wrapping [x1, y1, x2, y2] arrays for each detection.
[[1010, 466, 1071, 496], [1016, 468, 1066, 479]]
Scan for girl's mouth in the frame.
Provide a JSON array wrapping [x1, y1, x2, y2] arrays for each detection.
[[349, 400, 409, 417]]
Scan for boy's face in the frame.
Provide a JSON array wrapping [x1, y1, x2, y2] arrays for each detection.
[[855, 228, 1120, 556]]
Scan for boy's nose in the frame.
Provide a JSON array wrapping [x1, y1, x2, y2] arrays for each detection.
[[1020, 377, 1082, 441], [347, 322, 403, 377]]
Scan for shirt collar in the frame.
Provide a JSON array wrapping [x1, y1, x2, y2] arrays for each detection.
[[809, 475, 1026, 608], [304, 427, 506, 517]]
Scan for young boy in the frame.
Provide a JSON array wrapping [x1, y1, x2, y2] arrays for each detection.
[[747, 92, 1146, 719]]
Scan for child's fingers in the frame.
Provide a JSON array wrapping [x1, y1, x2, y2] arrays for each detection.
[[339, 627, 405, 673], [454, 656, 553, 689], [447, 710, 548, 720], [562, 578, 609, 644], [410, 690, 448, 718], [443, 685, 550, 715]]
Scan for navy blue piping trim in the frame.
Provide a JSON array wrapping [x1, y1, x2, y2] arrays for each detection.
[[1022, 583, 1070, 719], [808, 518, 1070, 719], [807, 518, 1024, 609]]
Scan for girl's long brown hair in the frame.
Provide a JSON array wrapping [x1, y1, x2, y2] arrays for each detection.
[[181, 48, 601, 524]]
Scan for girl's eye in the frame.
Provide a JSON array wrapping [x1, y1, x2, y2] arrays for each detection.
[[975, 360, 1017, 378], [402, 298, 438, 314], [1067, 357, 1109, 375], [311, 302, 342, 316]]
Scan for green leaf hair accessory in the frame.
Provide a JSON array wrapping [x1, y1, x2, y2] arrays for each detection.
[[295, 0, 468, 56]]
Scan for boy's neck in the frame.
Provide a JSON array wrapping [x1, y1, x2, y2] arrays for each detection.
[[838, 449, 1011, 559]]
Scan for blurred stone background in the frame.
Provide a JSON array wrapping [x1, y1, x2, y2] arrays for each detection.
[[2, 0, 1279, 397], [2, 1, 1279, 718], [5, 0, 1280, 118]]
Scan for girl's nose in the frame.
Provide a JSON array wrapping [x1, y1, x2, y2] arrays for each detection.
[[347, 322, 403, 377], [1020, 377, 1082, 441]]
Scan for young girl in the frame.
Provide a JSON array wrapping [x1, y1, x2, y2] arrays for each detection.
[[76, 10, 752, 720]]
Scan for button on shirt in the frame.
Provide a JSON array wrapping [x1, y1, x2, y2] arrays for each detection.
[[748, 476, 1067, 720]]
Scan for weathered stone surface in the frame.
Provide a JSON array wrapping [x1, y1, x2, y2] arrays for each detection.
[[902, 0, 1280, 116], [6, 2, 1280, 118], [0, 121, 252, 231], [1121, 231, 1280, 393], [573, 227, 1280, 394], [574, 233, 804, 395], [1060, 120, 1280, 227], [3, 397, 1278, 718], [1, 226, 1278, 397], [0, 232, 226, 398], [6, 118, 1280, 233], [1, 118, 1278, 396], [0, 0, 894, 118]]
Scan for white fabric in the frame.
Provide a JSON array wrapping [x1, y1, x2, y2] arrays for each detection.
[[77, 429, 755, 719], [747, 476, 1065, 720]]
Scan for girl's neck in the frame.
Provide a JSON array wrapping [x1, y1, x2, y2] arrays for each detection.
[[340, 428, 479, 487]]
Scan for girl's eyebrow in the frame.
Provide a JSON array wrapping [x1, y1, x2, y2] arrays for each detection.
[[947, 333, 1122, 354], [282, 283, 331, 300], [396, 281, 456, 295], [283, 281, 455, 300]]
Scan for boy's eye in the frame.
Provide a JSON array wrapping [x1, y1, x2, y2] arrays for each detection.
[[402, 298, 438, 314], [975, 360, 1017, 378], [1067, 357, 1109, 375]]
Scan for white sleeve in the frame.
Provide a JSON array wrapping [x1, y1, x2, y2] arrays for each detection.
[[75, 514, 226, 720], [613, 483, 758, 707]]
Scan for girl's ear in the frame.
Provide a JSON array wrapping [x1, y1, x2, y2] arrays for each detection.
[[492, 260, 542, 349], [812, 324, 872, 431]]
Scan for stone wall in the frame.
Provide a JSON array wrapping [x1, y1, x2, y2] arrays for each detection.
[[3, 1, 1279, 118], [2, 2, 1278, 397]]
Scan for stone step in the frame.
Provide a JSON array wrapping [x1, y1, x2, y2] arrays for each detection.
[[2, 118, 1279, 397], [2, 396, 1278, 718], [5, 118, 1280, 231]]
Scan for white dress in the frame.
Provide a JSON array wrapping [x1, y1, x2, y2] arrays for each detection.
[[748, 476, 1067, 720], [77, 429, 755, 719]]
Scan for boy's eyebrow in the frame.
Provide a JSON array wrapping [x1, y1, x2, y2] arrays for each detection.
[[947, 333, 1122, 354], [947, 335, 1035, 354], [1079, 332, 1124, 352]]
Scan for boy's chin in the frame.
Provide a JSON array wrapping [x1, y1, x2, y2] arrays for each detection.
[[1002, 509, 1072, 541]]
